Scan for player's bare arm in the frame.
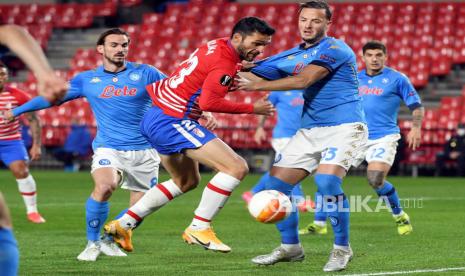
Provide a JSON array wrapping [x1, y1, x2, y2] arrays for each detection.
[[254, 115, 267, 144], [407, 106, 424, 150], [237, 64, 329, 91], [0, 25, 68, 102], [200, 112, 218, 130], [25, 112, 42, 160]]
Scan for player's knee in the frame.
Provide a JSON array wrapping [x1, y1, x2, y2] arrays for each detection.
[[225, 157, 249, 180], [94, 180, 118, 200], [367, 170, 384, 189], [10, 161, 29, 179]]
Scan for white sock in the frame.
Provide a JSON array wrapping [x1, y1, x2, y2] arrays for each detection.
[[281, 243, 302, 252], [119, 179, 182, 229], [190, 172, 240, 230], [17, 175, 38, 214], [334, 244, 350, 251], [314, 220, 327, 227]]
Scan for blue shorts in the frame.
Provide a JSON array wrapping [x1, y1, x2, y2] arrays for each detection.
[[0, 140, 29, 166], [140, 106, 217, 155]]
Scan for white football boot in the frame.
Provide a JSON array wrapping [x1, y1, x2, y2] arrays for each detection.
[[77, 241, 101, 261]]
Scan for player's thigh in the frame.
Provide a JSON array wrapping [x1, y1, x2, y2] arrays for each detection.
[[91, 167, 121, 190], [160, 153, 200, 192], [270, 166, 309, 185], [91, 148, 124, 187], [184, 138, 248, 179]]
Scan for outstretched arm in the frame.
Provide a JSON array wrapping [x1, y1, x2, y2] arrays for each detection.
[[0, 25, 68, 102]]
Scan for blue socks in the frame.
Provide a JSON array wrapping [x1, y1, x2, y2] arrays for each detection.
[[314, 191, 327, 222], [86, 197, 109, 241], [251, 172, 269, 194], [376, 181, 402, 215], [0, 228, 19, 276], [314, 174, 349, 246], [266, 176, 299, 244]]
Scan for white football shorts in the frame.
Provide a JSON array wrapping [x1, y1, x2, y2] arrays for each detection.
[[352, 133, 401, 167], [274, 122, 368, 173], [91, 148, 161, 192], [271, 137, 292, 153]]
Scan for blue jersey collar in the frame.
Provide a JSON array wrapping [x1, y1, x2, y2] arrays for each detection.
[[97, 61, 131, 74]]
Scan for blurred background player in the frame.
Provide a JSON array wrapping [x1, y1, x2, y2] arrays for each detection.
[[237, 1, 367, 272], [0, 61, 45, 224], [104, 17, 275, 254], [0, 192, 19, 276], [8, 28, 166, 261], [51, 118, 93, 172], [300, 40, 423, 236], [435, 123, 465, 176], [0, 24, 67, 102], [241, 90, 314, 212]]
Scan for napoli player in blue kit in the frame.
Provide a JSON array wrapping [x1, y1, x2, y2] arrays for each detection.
[[238, 1, 367, 272], [241, 90, 314, 212], [301, 41, 423, 236], [8, 29, 168, 261]]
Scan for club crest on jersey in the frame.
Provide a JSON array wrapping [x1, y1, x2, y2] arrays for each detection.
[[90, 77, 101, 83], [220, 75, 232, 86], [129, 73, 141, 81], [382, 78, 389, 84], [192, 128, 205, 138], [99, 159, 111, 165]]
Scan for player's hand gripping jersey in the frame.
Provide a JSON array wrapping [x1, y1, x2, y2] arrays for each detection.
[[147, 38, 254, 119]]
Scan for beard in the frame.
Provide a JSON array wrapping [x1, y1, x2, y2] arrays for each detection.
[[237, 44, 258, 62], [105, 53, 125, 67], [302, 28, 325, 45]]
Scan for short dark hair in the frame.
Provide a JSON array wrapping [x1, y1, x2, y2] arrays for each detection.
[[299, 1, 332, 21], [362, 40, 387, 54], [96, 28, 130, 46], [231, 17, 275, 39]]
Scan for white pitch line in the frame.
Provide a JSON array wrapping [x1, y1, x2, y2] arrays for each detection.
[[342, 266, 465, 276]]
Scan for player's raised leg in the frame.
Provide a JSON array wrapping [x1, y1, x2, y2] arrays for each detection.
[[367, 162, 412, 235], [9, 160, 45, 224], [182, 138, 249, 252]]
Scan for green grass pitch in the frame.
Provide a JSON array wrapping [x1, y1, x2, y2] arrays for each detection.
[[1, 170, 465, 275]]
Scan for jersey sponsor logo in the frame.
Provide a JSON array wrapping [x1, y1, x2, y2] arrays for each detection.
[[88, 219, 100, 228], [292, 62, 305, 75], [220, 75, 232, 86], [358, 85, 384, 96], [291, 97, 305, 106], [192, 128, 205, 138], [319, 54, 336, 64], [99, 159, 111, 165], [90, 77, 101, 83], [129, 73, 141, 81], [99, 85, 137, 98]]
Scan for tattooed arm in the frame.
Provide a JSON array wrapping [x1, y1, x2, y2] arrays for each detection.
[[25, 112, 42, 160], [407, 107, 424, 150]]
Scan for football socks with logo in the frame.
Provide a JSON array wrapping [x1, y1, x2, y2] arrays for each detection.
[[314, 174, 349, 246], [16, 175, 38, 214], [86, 197, 109, 241]]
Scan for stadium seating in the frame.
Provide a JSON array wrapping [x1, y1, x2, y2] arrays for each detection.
[[6, 1, 465, 156]]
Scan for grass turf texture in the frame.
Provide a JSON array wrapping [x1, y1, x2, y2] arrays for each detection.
[[1, 170, 465, 275]]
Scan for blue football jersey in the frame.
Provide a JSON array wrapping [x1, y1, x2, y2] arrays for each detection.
[[252, 36, 365, 128], [63, 62, 166, 150], [268, 90, 304, 138], [358, 67, 422, 140]]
